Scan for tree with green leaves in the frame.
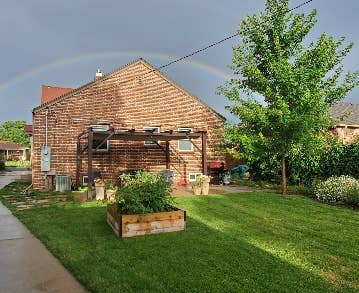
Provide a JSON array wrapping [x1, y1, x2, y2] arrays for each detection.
[[219, 0, 359, 194], [0, 120, 30, 147]]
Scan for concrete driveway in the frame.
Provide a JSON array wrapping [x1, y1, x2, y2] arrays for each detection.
[[0, 170, 87, 293]]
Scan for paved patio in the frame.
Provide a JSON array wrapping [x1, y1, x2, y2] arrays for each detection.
[[171, 183, 253, 196], [0, 170, 87, 293]]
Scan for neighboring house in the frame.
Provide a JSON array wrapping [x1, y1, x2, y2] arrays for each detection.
[[329, 102, 359, 143], [24, 124, 33, 139], [41, 85, 73, 104], [32, 59, 225, 190], [0, 141, 28, 161]]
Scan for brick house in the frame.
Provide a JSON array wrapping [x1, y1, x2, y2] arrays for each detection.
[[32, 59, 225, 190], [329, 102, 359, 143], [0, 141, 28, 161]]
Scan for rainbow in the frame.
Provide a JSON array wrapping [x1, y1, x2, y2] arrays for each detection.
[[0, 50, 234, 91]]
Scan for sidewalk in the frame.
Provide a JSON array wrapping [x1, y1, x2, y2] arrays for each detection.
[[0, 171, 87, 293]]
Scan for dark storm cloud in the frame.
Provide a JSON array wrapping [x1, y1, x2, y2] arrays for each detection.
[[0, 0, 358, 124]]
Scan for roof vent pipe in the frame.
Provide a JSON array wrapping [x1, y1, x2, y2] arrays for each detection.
[[94, 69, 103, 80]]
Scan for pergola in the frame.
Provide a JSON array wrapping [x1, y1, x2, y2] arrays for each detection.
[[76, 128, 208, 199]]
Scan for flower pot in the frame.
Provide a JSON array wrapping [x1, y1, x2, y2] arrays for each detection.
[[201, 182, 209, 195], [95, 183, 105, 200], [193, 185, 201, 195]]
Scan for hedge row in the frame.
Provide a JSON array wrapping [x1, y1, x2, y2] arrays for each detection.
[[249, 140, 359, 185]]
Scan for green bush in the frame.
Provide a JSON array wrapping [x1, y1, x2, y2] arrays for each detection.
[[343, 185, 359, 205], [0, 154, 5, 171], [314, 175, 359, 205], [247, 139, 359, 186], [317, 140, 359, 179], [116, 171, 174, 215]]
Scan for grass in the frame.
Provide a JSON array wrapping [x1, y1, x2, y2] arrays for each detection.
[[1, 183, 358, 292], [234, 178, 311, 195], [4, 160, 31, 168]]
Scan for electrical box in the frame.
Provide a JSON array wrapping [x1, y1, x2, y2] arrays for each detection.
[[41, 145, 51, 172]]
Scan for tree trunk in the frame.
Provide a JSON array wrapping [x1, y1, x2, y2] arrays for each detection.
[[281, 156, 287, 195]]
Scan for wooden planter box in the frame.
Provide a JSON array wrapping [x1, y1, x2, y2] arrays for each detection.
[[107, 204, 186, 238]]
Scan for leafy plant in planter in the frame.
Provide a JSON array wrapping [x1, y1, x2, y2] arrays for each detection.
[[105, 180, 117, 201], [116, 171, 174, 214], [107, 171, 185, 238]]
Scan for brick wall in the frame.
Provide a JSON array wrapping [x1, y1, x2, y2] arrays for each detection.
[[32, 60, 225, 190]]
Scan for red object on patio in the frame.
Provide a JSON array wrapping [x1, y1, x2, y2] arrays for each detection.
[[209, 162, 223, 169], [178, 179, 187, 186]]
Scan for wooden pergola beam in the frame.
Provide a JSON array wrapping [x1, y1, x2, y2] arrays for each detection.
[[75, 128, 208, 196]]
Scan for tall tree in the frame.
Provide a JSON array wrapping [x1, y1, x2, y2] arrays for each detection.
[[0, 120, 30, 147], [219, 0, 358, 194]]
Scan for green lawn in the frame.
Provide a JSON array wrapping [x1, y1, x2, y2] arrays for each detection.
[[1, 184, 358, 292], [4, 160, 31, 168]]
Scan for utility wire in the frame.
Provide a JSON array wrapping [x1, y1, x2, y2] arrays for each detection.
[[155, 0, 314, 72], [109, 0, 315, 89], [46, 0, 315, 102]]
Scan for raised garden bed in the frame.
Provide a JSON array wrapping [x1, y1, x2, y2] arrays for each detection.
[[107, 203, 186, 238]]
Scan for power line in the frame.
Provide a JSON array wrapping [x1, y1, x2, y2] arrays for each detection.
[[42, 0, 315, 107], [155, 0, 314, 72]]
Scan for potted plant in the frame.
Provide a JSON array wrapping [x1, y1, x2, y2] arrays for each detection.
[[192, 177, 202, 195], [107, 171, 186, 238], [192, 175, 210, 195], [200, 175, 210, 195], [94, 178, 105, 200]]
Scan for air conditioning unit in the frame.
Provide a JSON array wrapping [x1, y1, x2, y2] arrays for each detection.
[[55, 175, 71, 192], [91, 124, 110, 132]]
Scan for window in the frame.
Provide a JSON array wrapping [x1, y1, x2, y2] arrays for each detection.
[[144, 126, 160, 145], [82, 176, 89, 186], [178, 128, 193, 151], [189, 173, 202, 182], [92, 139, 109, 152]]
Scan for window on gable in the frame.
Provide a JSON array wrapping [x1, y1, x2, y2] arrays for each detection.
[[178, 128, 193, 152], [144, 126, 160, 146]]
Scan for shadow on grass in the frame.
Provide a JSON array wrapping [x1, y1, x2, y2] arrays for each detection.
[[15, 200, 340, 293], [179, 192, 359, 292]]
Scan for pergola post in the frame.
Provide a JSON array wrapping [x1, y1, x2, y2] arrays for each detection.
[[165, 141, 170, 169], [75, 137, 81, 189], [201, 132, 207, 175], [87, 129, 93, 200]]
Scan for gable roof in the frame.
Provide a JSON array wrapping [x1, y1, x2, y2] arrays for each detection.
[[0, 141, 27, 151], [41, 85, 73, 104], [329, 102, 359, 126], [33, 59, 225, 121]]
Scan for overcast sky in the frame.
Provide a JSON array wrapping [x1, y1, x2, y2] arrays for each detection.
[[0, 0, 358, 124]]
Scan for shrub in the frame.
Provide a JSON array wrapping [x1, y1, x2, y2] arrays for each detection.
[[0, 154, 5, 171], [343, 185, 359, 205], [247, 139, 359, 186], [314, 175, 359, 205], [317, 139, 359, 179], [116, 171, 174, 215]]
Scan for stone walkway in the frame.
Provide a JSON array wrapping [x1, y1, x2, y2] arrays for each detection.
[[0, 171, 87, 293]]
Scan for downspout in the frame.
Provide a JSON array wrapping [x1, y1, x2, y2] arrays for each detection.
[[44, 107, 49, 187]]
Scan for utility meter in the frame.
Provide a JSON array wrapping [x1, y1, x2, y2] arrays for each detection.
[[41, 145, 51, 172]]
